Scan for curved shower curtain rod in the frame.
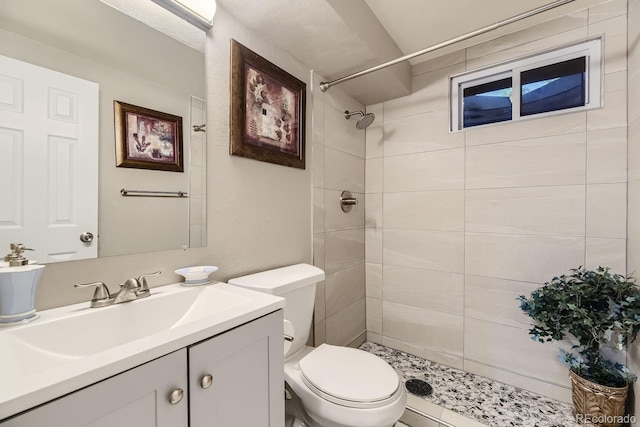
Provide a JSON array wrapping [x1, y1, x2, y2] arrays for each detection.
[[319, 0, 577, 92]]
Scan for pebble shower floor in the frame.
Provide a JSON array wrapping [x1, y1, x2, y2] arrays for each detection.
[[360, 342, 581, 427]]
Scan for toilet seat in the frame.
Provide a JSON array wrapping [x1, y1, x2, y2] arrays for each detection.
[[298, 344, 402, 409]]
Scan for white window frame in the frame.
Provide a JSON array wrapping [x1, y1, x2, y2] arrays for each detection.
[[450, 37, 602, 132]]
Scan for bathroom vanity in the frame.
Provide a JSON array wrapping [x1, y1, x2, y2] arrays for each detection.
[[0, 283, 285, 426]]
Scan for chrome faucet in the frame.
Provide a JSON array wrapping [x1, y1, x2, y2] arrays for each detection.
[[75, 271, 161, 308], [135, 271, 161, 298], [113, 277, 142, 304]]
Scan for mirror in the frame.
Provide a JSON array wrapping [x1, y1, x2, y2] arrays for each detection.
[[0, 0, 206, 262]]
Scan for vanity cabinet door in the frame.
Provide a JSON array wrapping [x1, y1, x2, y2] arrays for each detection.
[[2, 349, 188, 427], [189, 310, 284, 427]]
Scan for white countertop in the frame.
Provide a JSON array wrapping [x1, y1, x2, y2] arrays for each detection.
[[0, 282, 285, 420]]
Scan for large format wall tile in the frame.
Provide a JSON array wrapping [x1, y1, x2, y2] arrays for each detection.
[[384, 64, 464, 122], [325, 229, 365, 273], [313, 189, 324, 234], [466, 11, 588, 61], [314, 280, 326, 324], [365, 193, 383, 229], [465, 133, 586, 189], [466, 27, 588, 70], [628, 0, 640, 418], [384, 229, 464, 273], [465, 233, 585, 284], [587, 71, 627, 131], [325, 103, 366, 159], [464, 275, 539, 329], [586, 183, 627, 238], [365, 122, 384, 160], [464, 111, 586, 147], [325, 263, 365, 318], [358, 1, 630, 407], [325, 147, 365, 192], [384, 148, 464, 192], [588, 14, 628, 75], [586, 127, 627, 184], [383, 110, 464, 157], [366, 296, 382, 334], [325, 189, 364, 232], [589, 0, 627, 24], [326, 297, 366, 346], [412, 51, 465, 76], [464, 319, 570, 387], [629, 180, 640, 240], [384, 191, 464, 232], [383, 265, 463, 315], [585, 237, 626, 273], [313, 142, 324, 188], [465, 186, 585, 236], [382, 336, 464, 370], [314, 320, 325, 347], [366, 262, 383, 299], [365, 228, 383, 264], [313, 82, 366, 348], [383, 301, 464, 357], [365, 157, 383, 194]]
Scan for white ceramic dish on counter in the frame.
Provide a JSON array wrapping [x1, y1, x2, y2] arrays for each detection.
[[174, 266, 218, 286]]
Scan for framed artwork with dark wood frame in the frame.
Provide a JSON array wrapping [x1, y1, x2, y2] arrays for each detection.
[[230, 39, 306, 169], [114, 101, 184, 172]]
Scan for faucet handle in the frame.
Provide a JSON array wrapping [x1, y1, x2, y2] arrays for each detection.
[[75, 281, 113, 308], [136, 271, 161, 298]]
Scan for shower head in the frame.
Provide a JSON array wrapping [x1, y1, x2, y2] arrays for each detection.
[[344, 110, 375, 130]]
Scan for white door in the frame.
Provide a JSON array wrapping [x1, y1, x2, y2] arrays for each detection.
[[0, 54, 98, 263]]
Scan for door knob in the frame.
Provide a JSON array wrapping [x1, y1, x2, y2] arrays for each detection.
[[79, 232, 94, 243]]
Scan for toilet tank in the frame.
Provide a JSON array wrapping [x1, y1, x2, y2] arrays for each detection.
[[228, 264, 325, 357]]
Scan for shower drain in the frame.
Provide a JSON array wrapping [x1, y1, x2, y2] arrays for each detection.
[[404, 379, 433, 397]]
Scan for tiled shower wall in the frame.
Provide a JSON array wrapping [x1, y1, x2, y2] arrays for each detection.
[[365, 0, 629, 403], [626, 0, 640, 424], [311, 72, 367, 348]]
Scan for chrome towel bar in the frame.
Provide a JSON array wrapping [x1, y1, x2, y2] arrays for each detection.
[[120, 189, 188, 198]]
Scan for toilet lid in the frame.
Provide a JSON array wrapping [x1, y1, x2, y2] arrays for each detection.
[[298, 344, 400, 406]]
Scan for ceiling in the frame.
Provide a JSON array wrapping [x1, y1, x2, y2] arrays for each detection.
[[99, 0, 612, 105], [219, 0, 610, 105]]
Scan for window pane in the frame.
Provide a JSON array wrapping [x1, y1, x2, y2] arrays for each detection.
[[463, 77, 512, 128], [520, 57, 586, 116]]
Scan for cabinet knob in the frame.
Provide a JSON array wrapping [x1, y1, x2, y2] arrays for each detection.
[[201, 374, 213, 389], [169, 388, 184, 405]]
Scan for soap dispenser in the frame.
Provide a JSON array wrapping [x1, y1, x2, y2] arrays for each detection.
[[0, 243, 45, 325]]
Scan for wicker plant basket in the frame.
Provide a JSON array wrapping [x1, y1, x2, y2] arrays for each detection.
[[569, 370, 628, 427]]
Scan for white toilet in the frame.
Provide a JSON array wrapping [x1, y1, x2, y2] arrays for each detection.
[[228, 263, 407, 427]]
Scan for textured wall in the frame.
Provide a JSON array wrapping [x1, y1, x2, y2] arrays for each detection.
[[23, 5, 312, 310], [365, 0, 629, 403], [311, 72, 367, 348], [626, 0, 640, 423]]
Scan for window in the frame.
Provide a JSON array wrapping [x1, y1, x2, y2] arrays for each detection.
[[450, 38, 601, 131], [463, 75, 512, 128]]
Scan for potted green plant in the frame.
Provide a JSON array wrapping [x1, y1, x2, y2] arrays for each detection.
[[519, 266, 640, 427]]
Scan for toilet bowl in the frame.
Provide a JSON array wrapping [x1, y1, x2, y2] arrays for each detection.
[[285, 344, 406, 427], [228, 264, 406, 427]]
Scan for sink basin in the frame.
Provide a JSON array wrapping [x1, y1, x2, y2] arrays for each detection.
[[5, 285, 250, 359], [0, 282, 285, 420]]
